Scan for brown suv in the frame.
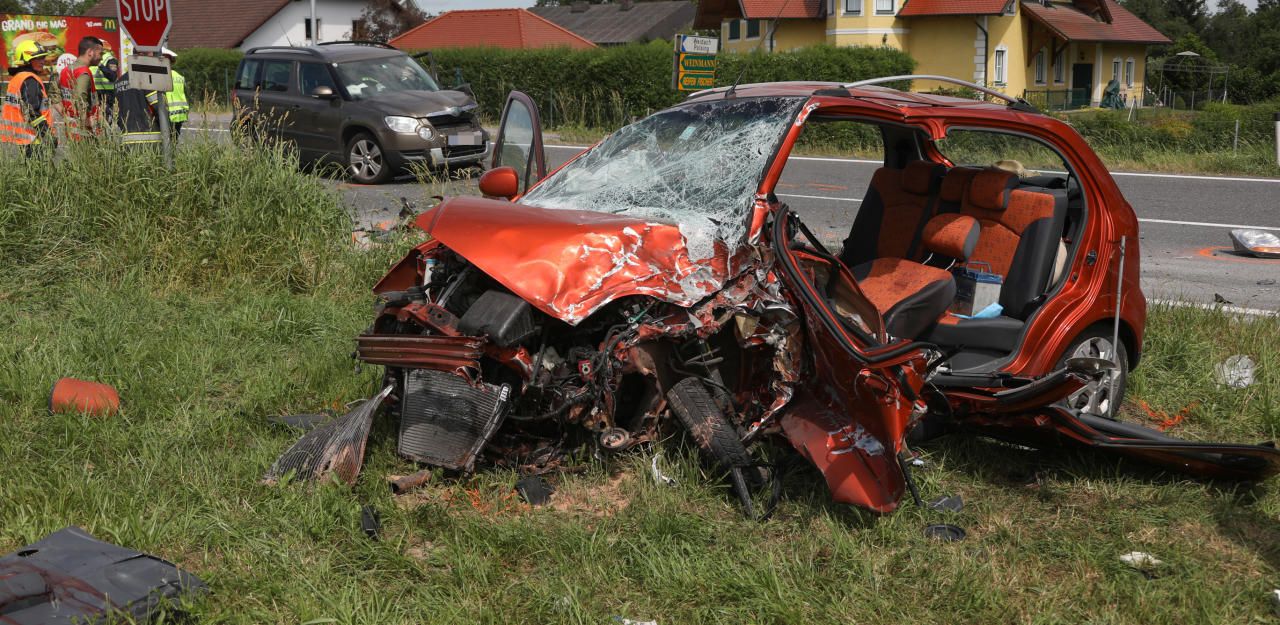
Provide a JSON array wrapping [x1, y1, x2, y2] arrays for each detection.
[[232, 41, 489, 184]]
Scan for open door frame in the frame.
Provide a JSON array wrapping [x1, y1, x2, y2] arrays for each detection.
[[491, 90, 548, 194]]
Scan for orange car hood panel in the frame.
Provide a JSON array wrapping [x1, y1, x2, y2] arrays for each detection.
[[417, 196, 733, 325]]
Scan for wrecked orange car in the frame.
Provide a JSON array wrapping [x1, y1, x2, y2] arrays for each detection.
[[354, 80, 1280, 515]]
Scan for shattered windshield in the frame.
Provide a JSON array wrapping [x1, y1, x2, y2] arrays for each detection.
[[519, 97, 805, 260], [336, 55, 440, 101]]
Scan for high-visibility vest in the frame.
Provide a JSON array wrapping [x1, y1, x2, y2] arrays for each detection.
[[58, 64, 97, 125], [167, 70, 188, 124], [92, 64, 113, 92], [2, 71, 51, 146]]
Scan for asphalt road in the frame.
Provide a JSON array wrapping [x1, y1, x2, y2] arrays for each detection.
[[192, 126, 1280, 310]]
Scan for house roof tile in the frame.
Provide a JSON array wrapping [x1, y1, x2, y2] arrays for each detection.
[[1021, 0, 1171, 44], [85, 0, 290, 49], [530, 1, 694, 45], [390, 8, 596, 50], [898, 0, 1011, 17]]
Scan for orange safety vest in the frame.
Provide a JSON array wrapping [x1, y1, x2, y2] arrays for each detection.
[[58, 64, 97, 137], [2, 71, 51, 146]]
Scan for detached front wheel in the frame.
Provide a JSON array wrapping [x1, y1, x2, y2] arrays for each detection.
[[346, 132, 391, 184], [667, 378, 771, 518], [1057, 328, 1129, 419]]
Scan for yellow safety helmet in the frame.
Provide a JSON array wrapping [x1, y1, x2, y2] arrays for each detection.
[[14, 39, 54, 66]]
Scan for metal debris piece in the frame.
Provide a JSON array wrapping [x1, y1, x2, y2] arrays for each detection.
[[264, 386, 393, 486], [1230, 229, 1280, 259], [0, 526, 207, 624], [515, 475, 554, 506], [928, 494, 964, 513], [360, 505, 382, 540], [398, 369, 511, 471], [267, 413, 329, 432], [1214, 355, 1256, 389], [923, 524, 966, 542], [649, 453, 677, 487], [388, 468, 433, 495], [613, 619, 658, 625]]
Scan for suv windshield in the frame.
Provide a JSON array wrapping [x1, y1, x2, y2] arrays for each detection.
[[519, 97, 804, 260], [335, 55, 439, 101]]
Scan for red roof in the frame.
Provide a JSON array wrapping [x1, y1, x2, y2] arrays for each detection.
[[85, 0, 289, 49], [898, 0, 1011, 17], [694, 0, 822, 28], [390, 9, 596, 50], [1021, 0, 1171, 44]]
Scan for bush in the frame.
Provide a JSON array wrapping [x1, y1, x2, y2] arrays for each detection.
[[174, 48, 244, 105], [426, 41, 915, 129]]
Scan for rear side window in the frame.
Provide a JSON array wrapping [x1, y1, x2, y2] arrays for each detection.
[[936, 129, 1066, 175], [260, 60, 293, 93], [235, 60, 260, 90]]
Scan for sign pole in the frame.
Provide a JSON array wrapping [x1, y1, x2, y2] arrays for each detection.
[[154, 46, 172, 169]]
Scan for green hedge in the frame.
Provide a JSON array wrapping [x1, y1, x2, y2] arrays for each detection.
[[427, 41, 915, 128], [1064, 100, 1280, 152], [174, 48, 243, 105], [168, 41, 916, 124]]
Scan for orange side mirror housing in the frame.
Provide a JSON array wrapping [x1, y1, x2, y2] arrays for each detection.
[[479, 166, 520, 200]]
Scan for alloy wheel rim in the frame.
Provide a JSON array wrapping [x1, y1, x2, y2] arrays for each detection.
[[1065, 337, 1120, 416], [350, 140, 382, 179]]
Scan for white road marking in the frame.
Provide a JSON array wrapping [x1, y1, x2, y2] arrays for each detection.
[[778, 193, 861, 202], [547, 144, 1280, 184], [1140, 217, 1280, 231], [1150, 298, 1277, 317]]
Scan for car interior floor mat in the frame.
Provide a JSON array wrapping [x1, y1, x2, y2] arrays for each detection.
[[0, 526, 207, 624], [264, 386, 393, 486]]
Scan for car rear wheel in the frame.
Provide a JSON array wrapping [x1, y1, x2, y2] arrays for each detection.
[[1057, 329, 1129, 419], [346, 133, 391, 184]]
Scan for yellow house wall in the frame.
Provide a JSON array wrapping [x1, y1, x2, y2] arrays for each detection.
[[771, 19, 829, 51], [985, 13, 1028, 98], [827, 0, 909, 49], [906, 18, 983, 92]]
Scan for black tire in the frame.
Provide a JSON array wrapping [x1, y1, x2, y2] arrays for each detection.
[[667, 378, 753, 470], [345, 132, 392, 184], [1055, 327, 1129, 419]]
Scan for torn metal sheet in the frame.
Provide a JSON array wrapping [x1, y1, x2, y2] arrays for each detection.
[[264, 386, 392, 486]]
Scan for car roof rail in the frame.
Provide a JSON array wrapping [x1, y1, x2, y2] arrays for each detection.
[[841, 75, 1041, 113], [245, 46, 324, 57], [317, 40, 397, 49]]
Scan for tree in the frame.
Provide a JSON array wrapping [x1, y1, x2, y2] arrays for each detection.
[[355, 0, 427, 42], [1167, 0, 1209, 30]]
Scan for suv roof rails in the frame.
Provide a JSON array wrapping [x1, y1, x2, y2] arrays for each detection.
[[245, 46, 324, 57], [842, 75, 1041, 113], [317, 40, 397, 49]]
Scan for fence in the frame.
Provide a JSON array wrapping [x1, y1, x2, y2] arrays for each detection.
[[1023, 88, 1091, 111]]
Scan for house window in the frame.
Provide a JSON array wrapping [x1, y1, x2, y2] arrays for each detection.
[[1053, 48, 1065, 83], [746, 19, 761, 38], [305, 17, 321, 41], [993, 46, 1007, 84], [875, 0, 894, 15], [828, 0, 835, 15], [1035, 49, 1046, 84], [1125, 58, 1135, 87], [845, 0, 862, 14], [1112, 58, 1121, 81], [728, 19, 740, 40]]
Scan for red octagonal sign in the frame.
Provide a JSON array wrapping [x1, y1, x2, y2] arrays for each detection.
[[116, 0, 172, 52]]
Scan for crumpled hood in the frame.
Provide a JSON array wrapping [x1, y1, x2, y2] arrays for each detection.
[[416, 196, 733, 324], [364, 90, 475, 117]]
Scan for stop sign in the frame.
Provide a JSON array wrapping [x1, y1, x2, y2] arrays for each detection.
[[116, 0, 172, 52]]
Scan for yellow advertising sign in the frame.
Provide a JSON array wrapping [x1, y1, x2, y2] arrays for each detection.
[[673, 35, 718, 92]]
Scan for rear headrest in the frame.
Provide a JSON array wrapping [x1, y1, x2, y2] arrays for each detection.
[[923, 213, 980, 261], [902, 160, 943, 196], [939, 167, 981, 203], [967, 169, 1018, 211]]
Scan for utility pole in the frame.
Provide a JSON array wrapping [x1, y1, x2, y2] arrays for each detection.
[[310, 0, 318, 45]]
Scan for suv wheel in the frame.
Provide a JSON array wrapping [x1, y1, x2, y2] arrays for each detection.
[[346, 132, 391, 184]]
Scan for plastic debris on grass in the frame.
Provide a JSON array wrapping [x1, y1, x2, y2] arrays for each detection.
[[1120, 551, 1164, 578], [1138, 400, 1200, 432], [1214, 355, 1256, 389]]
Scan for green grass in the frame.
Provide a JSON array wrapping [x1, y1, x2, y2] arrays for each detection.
[[2, 135, 1280, 624]]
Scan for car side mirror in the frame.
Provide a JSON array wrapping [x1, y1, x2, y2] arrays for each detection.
[[310, 85, 337, 99], [479, 166, 520, 200]]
